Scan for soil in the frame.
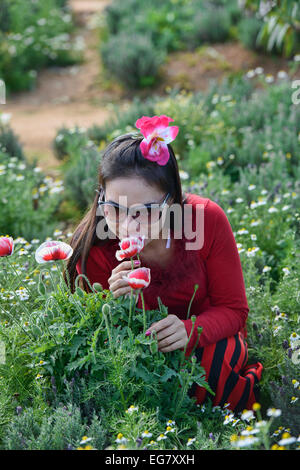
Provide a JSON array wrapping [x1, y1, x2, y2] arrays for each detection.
[[156, 41, 300, 94]]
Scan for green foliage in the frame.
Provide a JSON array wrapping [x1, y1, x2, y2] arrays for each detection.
[[0, 123, 25, 161], [268, 359, 300, 434], [100, 0, 239, 89], [152, 78, 300, 180], [100, 0, 299, 91], [243, 0, 300, 57], [20, 284, 210, 421], [0, 152, 64, 240], [0, 0, 10, 33], [52, 126, 89, 161], [63, 142, 102, 212], [237, 16, 265, 51], [2, 403, 107, 450], [187, 7, 232, 48], [0, 0, 82, 93]]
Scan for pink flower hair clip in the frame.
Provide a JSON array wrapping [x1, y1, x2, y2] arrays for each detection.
[[135, 115, 179, 166]]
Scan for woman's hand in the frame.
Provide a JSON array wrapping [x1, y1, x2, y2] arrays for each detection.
[[146, 314, 188, 353], [108, 260, 140, 299]]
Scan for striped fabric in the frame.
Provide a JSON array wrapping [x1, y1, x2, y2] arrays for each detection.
[[188, 332, 263, 413]]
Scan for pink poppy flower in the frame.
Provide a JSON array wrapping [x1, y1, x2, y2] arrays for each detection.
[[0, 236, 14, 257], [35, 240, 73, 264], [122, 267, 151, 290], [135, 115, 179, 166], [116, 235, 145, 261]]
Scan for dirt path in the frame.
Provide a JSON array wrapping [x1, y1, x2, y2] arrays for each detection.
[[4, 0, 117, 177]]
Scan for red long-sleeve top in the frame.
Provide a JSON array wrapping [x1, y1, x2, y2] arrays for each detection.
[[76, 193, 249, 355]]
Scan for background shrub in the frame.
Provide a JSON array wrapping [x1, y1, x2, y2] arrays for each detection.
[[0, 123, 25, 161], [188, 7, 232, 47], [0, 152, 64, 240], [0, 0, 83, 93], [237, 16, 265, 51], [100, 32, 166, 90]]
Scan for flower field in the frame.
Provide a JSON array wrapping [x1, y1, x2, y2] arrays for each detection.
[[0, 0, 300, 452]]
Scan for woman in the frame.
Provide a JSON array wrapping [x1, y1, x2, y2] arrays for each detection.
[[65, 115, 263, 413]]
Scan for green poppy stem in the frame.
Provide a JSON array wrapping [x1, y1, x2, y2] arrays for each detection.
[[135, 253, 147, 332], [140, 289, 147, 333], [128, 259, 134, 329], [186, 284, 199, 320]]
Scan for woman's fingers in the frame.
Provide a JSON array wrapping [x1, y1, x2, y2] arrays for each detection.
[[155, 324, 177, 341], [112, 260, 133, 274], [157, 331, 183, 350], [108, 261, 142, 299], [109, 274, 131, 291], [159, 339, 186, 353], [112, 285, 133, 299], [147, 315, 175, 334], [146, 315, 188, 352], [108, 261, 132, 284]]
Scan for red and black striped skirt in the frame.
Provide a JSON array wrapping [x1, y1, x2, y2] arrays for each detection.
[[188, 332, 263, 413]]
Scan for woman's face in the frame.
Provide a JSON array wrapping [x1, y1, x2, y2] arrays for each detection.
[[102, 176, 170, 246]]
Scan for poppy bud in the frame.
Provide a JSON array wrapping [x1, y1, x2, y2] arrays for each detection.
[[102, 304, 111, 316], [150, 341, 158, 354], [75, 287, 85, 298], [92, 282, 103, 292]]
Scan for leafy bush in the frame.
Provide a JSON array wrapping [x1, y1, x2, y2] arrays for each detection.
[[243, 0, 300, 57], [101, 32, 166, 90], [0, 121, 25, 161], [187, 7, 232, 47], [153, 78, 300, 180], [0, 152, 64, 240], [63, 142, 102, 211], [0, 0, 83, 93], [100, 0, 240, 89], [0, 0, 10, 33], [52, 126, 89, 161], [21, 281, 209, 422], [2, 404, 107, 450], [237, 16, 265, 51], [100, 0, 299, 90]]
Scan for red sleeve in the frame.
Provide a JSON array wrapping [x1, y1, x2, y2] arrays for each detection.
[[76, 245, 112, 291], [182, 199, 249, 354]]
